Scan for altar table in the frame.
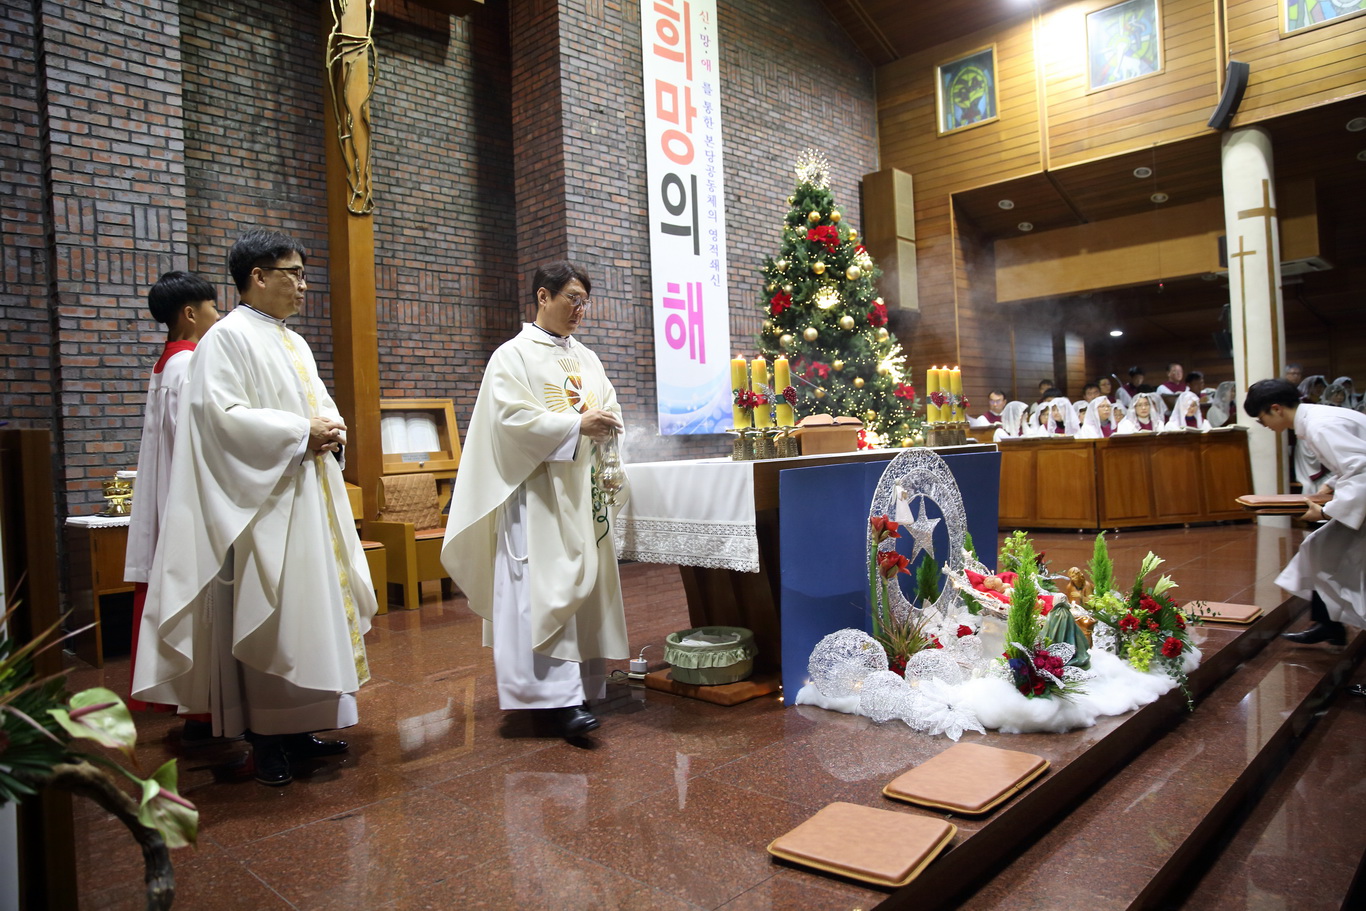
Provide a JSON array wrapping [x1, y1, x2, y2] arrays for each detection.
[[615, 446, 1001, 680]]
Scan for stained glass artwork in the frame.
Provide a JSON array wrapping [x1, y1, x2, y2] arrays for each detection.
[[936, 47, 998, 134], [1284, 0, 1366, 34], [1086, 0, 1161, 91]]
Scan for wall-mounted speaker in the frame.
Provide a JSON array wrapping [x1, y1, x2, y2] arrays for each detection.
[[1208, 61, 1250, 131]]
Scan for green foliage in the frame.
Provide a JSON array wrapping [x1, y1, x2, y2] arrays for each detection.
[[755, 157, 921, 443], [964, 530, 977, 560], [915, 557, 942, 606], [0, 634, 67, 806], [1088, 533, 1114, 595], [1004, 537, 1041, 660], [999, 530, 1032, 577]]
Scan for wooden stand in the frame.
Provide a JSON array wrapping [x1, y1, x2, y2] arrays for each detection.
[[65, 522, 134, 668]]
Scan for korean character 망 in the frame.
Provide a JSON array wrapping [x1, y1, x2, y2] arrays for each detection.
[[654, 79, 697, 166], [651, 0, 693, 81], [662, 280, 705, 363], [659, 172, 699, 256]]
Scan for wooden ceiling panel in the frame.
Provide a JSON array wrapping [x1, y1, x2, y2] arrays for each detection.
[[954, 173, 1081, 238]]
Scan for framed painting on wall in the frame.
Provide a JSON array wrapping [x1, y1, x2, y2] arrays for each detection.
[[1086, 0, 1163, 91], [1282, 0, 1366, 36], [936, 46, 998, 135]]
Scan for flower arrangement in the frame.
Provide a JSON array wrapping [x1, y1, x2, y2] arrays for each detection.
[[1085, 536, 1194, 676], [999, 535, 1090, 698], [869, 516, 944, 676]]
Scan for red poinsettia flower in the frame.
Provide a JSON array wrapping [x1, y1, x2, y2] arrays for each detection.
[[870, 515, 901, 542], [959, 396, 971, 411], [769, 290, 792, 316], [806, 225, 839, 251], [1161, 636, 1184, 658], [894, 383, 917, 401], [857, 429, 871, 450], [867, 301, 888, 327], [1119, 614, 1139, 631], [855, 244, 866, 254], [805, 361, 830, 380], [956, 624, 972, 638], [876, 550, 911, 579]]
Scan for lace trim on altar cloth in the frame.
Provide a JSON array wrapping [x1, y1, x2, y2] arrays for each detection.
[[613, 516, 759, 572]]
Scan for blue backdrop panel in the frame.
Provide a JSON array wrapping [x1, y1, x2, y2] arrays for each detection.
[[777, 450, 1001, 703]]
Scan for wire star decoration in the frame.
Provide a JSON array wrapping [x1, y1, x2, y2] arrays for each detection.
[[904, 496, 941, 563], [794, 148, 831, 188]]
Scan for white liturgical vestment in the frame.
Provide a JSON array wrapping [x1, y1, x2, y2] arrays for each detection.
[[1276, 403, 1366, 628], [132, 306, 376, 734], [443, 323, 628, 706]]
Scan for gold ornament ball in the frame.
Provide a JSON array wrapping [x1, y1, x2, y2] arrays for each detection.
[[876, 327, 890, 341], [877, 363, 891, 376], [831, 210, 842, 223], [763, 320, 775, 334], [776, 259, 788, 271], [839, 314, 856, 331], [849, 229, 858, 241], [803, 326, 819, 342], [788, 195, 795, 205], [853, 377, 865, 389], [845, 265, 861, 281], [812, 261, 826, 275], [900, 437, 913, 448], [832, 359, 844, 372], [814, 386, 827, 399], [779, 333, 794, 349], [766, 282, 776, 292], [782, 283, 794, 294], [865, 409, 877, 422], [808, 210, 821, 224], [912, 432, 925, 446]]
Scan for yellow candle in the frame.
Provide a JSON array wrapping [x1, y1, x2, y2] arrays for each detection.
[[751, 356, 772, 428], [949, 366, 963, 420], [926, 366, 941, 423], [731, 355, 750, 429], [773, 356, 794, 426]]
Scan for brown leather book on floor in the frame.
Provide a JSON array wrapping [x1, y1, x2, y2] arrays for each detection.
[[766, 802, 956, 888], [1235, 494, 1310, 514], [883, 742, 1048, 815], [1195, 602, 1263, 624]]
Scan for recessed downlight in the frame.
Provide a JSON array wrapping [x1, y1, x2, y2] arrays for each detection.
[[1018, 221, 1034, 232], [1109, 329, 1124, 337], [1133, 166, 1154, 178], [998, 199, 1015, 209], [1358, 150, 1366, 162], [1150, 192, 1169, 203], [1347, 117, 1366, 132]]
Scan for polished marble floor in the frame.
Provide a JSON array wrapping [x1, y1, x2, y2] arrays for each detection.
[[62, 522, 1361, 910]]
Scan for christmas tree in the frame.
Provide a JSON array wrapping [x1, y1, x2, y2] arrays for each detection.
[[756, 150, 922, 447]]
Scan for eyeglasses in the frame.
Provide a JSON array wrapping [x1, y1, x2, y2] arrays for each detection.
[[558, 291, 592, 311], [261, 266, 308, 285]]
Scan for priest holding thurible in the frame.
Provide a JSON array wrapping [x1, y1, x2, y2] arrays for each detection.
[[443, 262, 628, 740]]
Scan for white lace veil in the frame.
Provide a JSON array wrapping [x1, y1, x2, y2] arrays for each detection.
[[1163, 390, 1208, 431], [1076, 396, 1116, 439]]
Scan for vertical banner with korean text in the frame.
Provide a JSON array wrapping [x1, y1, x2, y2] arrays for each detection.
[[641, 0, 732, 434]]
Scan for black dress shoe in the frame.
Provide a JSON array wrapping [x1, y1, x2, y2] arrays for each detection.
[[249, 736, 293, 786], [282, 733, 350, 758], [1282, 621, 1347, 646], [545, 705, 600, 738]]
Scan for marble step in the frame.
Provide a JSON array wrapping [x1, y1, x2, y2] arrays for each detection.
[[946, 616, 1365, 911], [1172, 661, 1366, 911]]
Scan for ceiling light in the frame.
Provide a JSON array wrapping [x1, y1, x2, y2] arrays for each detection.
[[1358, 150, 1366, 162], [1347, 117, 1366, 132], [1018, 222, 1034, 232], [998, 199, 1015, 209], [1109, 329, 1124, 337], [1150, 192, 1169, 203], [1133, 166, 1153, 178]]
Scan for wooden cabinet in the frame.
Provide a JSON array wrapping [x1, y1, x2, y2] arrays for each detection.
[[999, 429, 1253, 531], [65, 521, 133, 668]]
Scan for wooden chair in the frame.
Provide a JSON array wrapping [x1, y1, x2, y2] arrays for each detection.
[[365, 473, 454, 611]]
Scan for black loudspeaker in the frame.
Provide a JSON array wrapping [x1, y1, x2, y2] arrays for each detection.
[[1208, 61, 1250, 130]]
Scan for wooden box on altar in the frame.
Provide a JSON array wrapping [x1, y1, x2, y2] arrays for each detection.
[[793, 414, 863, 455]]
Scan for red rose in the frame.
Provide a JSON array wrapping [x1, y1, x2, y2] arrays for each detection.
[[768, 290, 792, 316], [876, 550, 911, 578], [1119, 614, 1139, 631], [957, 625, 972, 638], [1162, 637, 1184, 658], [1032, 680, 1047, 696]]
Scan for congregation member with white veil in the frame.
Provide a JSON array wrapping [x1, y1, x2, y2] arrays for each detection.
[[993, 401, 1028, 441], [1330, 376, 1358, 408], [1322, 382, 1351, 408], [1163, 390, 1210, 431], [1116, 392, 1161, 433], [1245, 379, 1366, 647], [1299, 374, 1327, 403], [1041, 397, 1081, 435], [1076, 396, 1118, 439], [1207, 381, 1238, 427]]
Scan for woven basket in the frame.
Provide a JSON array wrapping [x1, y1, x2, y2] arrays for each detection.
[[664, 626, 757, 686]]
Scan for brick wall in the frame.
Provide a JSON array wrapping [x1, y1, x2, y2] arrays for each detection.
[[0, 0, 54, 431], [517, 0, 879, 461], [38, 0, 191, 511]]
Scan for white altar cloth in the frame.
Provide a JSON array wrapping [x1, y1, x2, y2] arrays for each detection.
[[613, 458, 759, 572]]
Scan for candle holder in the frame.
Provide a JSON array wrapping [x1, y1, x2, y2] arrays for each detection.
[[754, 428, 778, 461], [729, 428, 756, 461], [100, 476, 134, 517], [775, 428, 799, 459]]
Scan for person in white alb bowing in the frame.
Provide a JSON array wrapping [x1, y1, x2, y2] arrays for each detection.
[[124, 272, 219, 738], [133, 229, 377, 786], [443, 261, 629, 740]]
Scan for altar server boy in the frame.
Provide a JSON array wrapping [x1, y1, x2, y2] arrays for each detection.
[[124, 272, 219, 724], [1244, 379, 1366, 644]]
